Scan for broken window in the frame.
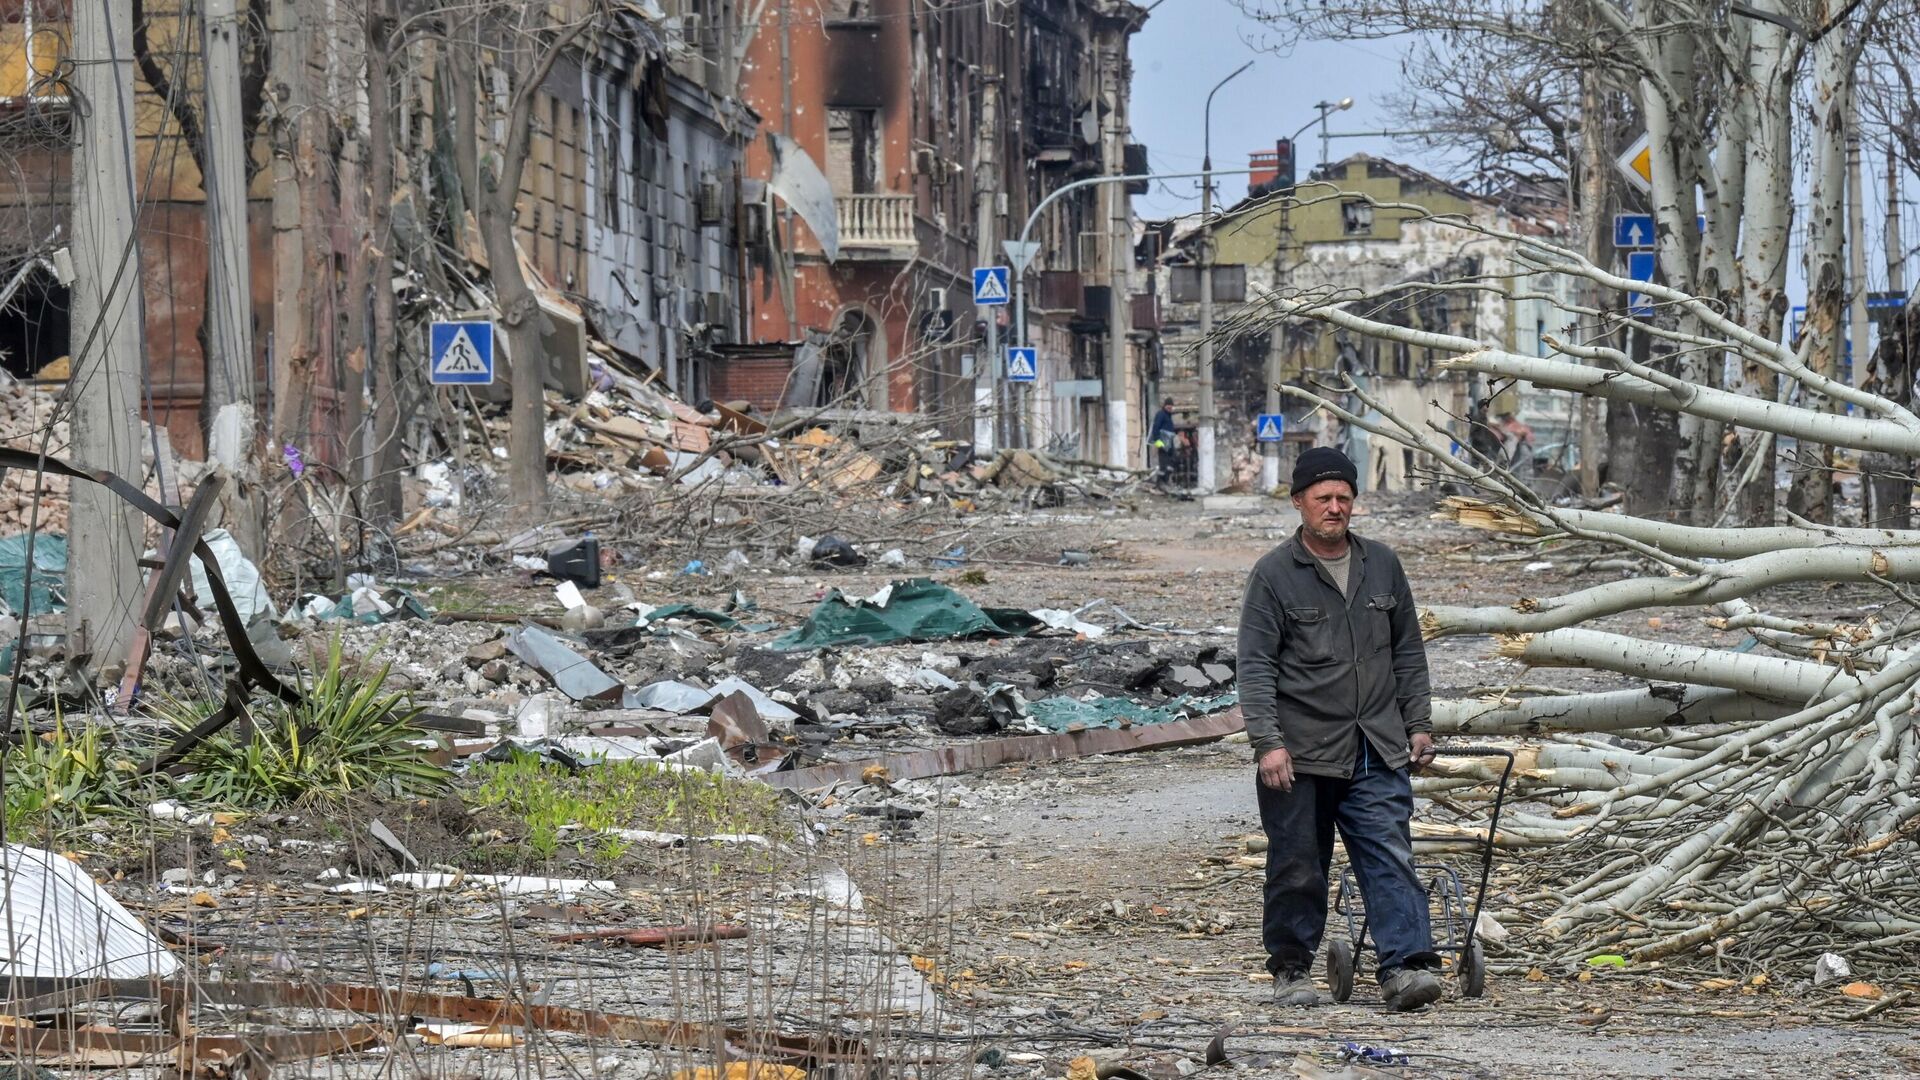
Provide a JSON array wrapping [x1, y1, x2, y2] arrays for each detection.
[[1341, 199, 1374, 237], [0, 260, 69, 379], [1170, 265, 1245, 303], [824, 0, 871, 19], [826, 108, 880, 194]]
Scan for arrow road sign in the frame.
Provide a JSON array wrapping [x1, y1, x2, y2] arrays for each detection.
[[1254, 414, 1285, 443], [430, 321, 495, 385], [1615, 131, 1653, 195], [973, 266, 1011, 305], [1626, 250, 1656, 318], [1613, 213, 1709, 248], [1613, 214, 1655, 249], [1006, 347, 1037, 383]]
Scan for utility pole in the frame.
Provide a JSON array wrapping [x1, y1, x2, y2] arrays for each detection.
[[973, 84, 999, 456], [67, 0, 145, 674], [268, 0, 307, 448], [1196, 157, 1217, 494], [1103, 36, 1132, 471], [201, 0, 259, 550], [1848, 113, 1869, 390], [1262, 193, 1291, 493], [1889, 146, 1906, 298]]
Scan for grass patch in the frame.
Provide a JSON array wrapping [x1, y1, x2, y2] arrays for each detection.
[[2, 711, 134, 832], [156, 637, 450, 809], [465, 751, 788, 864]]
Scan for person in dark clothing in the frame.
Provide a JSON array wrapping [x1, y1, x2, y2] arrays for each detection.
[[1237, 446, 1444, 1013], [1149, 398, 1179, 482]]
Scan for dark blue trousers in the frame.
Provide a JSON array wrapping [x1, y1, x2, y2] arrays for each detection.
[[1256, 739, 1439, 981]]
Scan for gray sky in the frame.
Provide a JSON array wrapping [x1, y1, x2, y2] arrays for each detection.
[[1126, 2, 1916, 343], [1128, 2, 1435, 221]]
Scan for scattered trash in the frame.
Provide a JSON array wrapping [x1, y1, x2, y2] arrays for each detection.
[[810, 534, 866, 568], [388, 873, 617, 897], [187, 529, 275, 626], [506, 626, 625, 703], [367, 819, 421, 870], [1022, 692, 1236, 733], [0, 532, 65, 616], [1059, 549, 1092, 567], [550, 924, 751, 948], [1339, 1043, 1409, 1066], [1029, 607, 1107, 638], [419, 1023, 523, 1049], [932, 546, 967, 569], [1814, 952, 1852, 987], [773, 578, 1041, 650], [1585, 954, 1628, 968], [516, 695, 555, 738], [1525, 561, 1555, 572], [547, 537, 602, 588], [1841, 981, 1883, 1000]]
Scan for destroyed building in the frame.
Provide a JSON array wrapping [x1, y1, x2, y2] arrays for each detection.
[[1153, 154, 1571, 491], [723, 0, 1160, 465], [0, 0, 754, 463]]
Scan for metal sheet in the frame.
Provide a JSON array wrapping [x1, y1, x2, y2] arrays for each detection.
[[506, 625, 625, 703], [765, 707, 1246, 790], [767, 133, 840, 262], [0, 844, 181, 980]]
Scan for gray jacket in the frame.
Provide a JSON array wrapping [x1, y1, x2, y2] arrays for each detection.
[[1236, 530, 1432, 778]]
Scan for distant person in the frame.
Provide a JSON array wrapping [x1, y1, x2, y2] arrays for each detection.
[[1237, 446, 1444, 1012], [1150, 397, 1179, 482]]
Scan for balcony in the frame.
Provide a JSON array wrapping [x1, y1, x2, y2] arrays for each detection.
[[836, 194, 917, 258]]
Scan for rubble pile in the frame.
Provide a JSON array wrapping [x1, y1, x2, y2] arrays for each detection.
[[0, 378, 71, 533], [0, 377, 198, 537]]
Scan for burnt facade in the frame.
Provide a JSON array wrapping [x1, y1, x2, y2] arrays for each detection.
[[728, 0, 1154, 454]]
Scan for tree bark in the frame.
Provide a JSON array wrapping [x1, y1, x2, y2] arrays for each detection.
[[364, 0, 405, 524], [1496, 627, 1866, 702], [1791, 27, 1853, 523]]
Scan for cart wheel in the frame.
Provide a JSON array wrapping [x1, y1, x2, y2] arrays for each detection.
[[1326, 938, 1356, 1003], [1460, 940, 1487, 999]]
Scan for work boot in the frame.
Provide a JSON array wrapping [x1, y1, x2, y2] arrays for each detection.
[[1271, 972, 1321, 1008], [1380, 968, 1443, 1012]]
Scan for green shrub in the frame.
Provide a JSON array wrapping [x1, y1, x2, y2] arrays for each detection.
[[164, 637, 449, 808]]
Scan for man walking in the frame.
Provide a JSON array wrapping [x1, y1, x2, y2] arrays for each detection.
[[1149, 397, 1179, 483], [1237, 446, 1443, 1011]]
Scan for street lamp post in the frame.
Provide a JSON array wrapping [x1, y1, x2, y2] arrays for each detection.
[[1261, 98, 1352, 493], [1314, 97, 1354, 170], [1194, 60, 1253, 495], [1006, 166, 1255, 461]]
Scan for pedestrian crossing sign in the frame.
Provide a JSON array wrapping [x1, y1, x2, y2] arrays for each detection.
[[1006, 347, 1037, 382], [430, 321, 495, 385], [1255, 413, 1285, 443], [973, 266, 1011, 305]]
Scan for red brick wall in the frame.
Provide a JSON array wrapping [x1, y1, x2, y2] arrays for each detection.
[[708, 356, 796, 413]]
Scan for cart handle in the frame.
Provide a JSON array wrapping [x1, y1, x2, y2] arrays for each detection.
[[1427, 745, 1517, 964]]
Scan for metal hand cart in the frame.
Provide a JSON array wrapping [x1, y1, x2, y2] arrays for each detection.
[[1323, 746, 1516, 1002]]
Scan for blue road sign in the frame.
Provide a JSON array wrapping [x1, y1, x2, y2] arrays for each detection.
[[1613, 213, 1708, 248], [1006, 347, 1037, 382], [1626, 250, 1656, 318], [1254, 414, 1285, 443], [430, 321, 495, 385], [1613, 214, 1656, 249], [973, 266, 1011, 305]]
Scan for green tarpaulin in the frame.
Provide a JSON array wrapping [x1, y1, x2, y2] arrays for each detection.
[[0, 533, 66, 617], [772, 578, 1041, 651], [1023, 692, 1238, 733]]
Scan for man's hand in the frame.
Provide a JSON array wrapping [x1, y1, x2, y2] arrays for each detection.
[[1258, 747, 1295, 791], [1409, 732, 1436, 771]]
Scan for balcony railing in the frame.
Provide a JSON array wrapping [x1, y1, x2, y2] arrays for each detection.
[[836, 194, 916, 250]]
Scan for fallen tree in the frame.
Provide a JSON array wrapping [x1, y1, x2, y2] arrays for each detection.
[[1242, 211, 1920, 972]]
